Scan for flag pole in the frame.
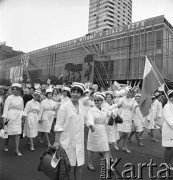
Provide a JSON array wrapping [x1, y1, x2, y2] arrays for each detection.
[[145, 56, 169, 101]]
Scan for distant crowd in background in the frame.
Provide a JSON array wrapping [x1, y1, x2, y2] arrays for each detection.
[[0, 80, 173, 180]]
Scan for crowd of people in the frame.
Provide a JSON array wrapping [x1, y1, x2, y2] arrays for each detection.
[[0, 81, 173, 180]]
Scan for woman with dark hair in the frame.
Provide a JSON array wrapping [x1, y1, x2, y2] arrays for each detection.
[[53, 82, 93, 180], [61, 87, 71, 104], [52, 88, 62, 102], [162, 90, 173, 170], [2, 83, 24, 156], [41, 89, 46, 101], [38, 89, 56, 147], [23, 86, 35, 107]]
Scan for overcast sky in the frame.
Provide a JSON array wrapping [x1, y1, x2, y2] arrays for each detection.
[[0, 0, 173, 52]]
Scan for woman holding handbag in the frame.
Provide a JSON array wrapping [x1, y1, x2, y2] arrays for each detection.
[[87, 92, 115, 173], [103, 91, 118, 145], [53, 82, 93, 180]]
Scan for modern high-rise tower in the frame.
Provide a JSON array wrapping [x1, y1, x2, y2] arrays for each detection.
[[88, 0, 132, 33]]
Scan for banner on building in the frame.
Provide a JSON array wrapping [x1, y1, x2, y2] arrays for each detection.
[[10, 66, 23, 83]]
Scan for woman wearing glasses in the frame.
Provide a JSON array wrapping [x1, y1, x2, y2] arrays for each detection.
[[87, 92, 114, 172]]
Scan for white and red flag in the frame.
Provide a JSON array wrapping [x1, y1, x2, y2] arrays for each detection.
[[140, 56, 164, 117]]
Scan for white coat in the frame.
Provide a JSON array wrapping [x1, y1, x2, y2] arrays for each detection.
[[23, 99, 41, 138], [38, 98, 56, 133], [102, 101, 118, 143], [87, 106, 111, 152], [153, 99, 163, 126], [133, 101, 144, 132], [2, 94, 24, 135], [54, 99, 86, 167], [162, 101, 173, 147], [118, 96, 134, 133], [60, 95, 70, 104], [144, 102, 155, 129]]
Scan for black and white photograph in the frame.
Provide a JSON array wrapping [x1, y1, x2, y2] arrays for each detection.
[[0, 0, 173, 179]]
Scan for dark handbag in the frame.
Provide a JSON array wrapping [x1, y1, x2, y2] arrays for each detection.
[[38, 147, 60, 180], [114, 115, 123, 124], [108, 116, 114, 126], [38, 146, 71, 180], [0, 117, 3, 130]]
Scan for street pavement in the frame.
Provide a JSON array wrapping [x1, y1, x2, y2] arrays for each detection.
[[0, 128, 172, 180]]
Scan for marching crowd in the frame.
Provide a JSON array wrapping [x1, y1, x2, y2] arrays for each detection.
[[0, 81, 173, 180]]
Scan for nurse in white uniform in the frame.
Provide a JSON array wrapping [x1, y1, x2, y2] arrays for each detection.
[[144, 95, 159, 142], [38, 89, 56, 147], [23, 90, 42, 151], [103, 91, 118, 144], [3, 83, 24, 156], [53, 82, 91, 180], [129, 94, 144, 147], [87, 92, 114, 172], [117, 89, 134, 153], [154, 91, 163, 133], [162, 90, 173, 170]]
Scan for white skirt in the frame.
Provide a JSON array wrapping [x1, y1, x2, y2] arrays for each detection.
[[7, 109, 22, 135], [38, 111, 54, 133], [23, 112, 39, 138], [87, 124, 109, 152], [106, 125, 115, 143]]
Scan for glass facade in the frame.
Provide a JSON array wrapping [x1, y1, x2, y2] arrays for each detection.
[[0, 15, 173, 87]]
